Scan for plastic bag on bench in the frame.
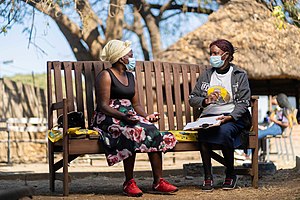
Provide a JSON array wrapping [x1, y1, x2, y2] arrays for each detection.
[[48, 127, 99, 142], [48, 126, 63, 143], [169, 130, 198, 142]]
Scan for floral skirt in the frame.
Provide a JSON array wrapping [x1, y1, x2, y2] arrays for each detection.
[[91, 99, 177, 166]]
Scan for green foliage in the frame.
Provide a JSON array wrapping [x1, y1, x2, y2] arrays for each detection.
[[7, 73, 47, 89], [1, 26, 7, 34], [272, 6, 287, 29]]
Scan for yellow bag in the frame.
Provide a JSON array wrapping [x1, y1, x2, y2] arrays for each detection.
[[68, 127, 99, 135], [170, 130, 198, 142], [48, 127, 99, 143], [48, 126, 63, 143]]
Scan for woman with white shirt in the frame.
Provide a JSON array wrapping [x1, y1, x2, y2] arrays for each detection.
[[189, 39, 251, 191]]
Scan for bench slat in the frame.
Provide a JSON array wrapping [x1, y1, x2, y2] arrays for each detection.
[[144, 61, 154, 114], [47, 62, 53, 128], [53, 62, 64, 117], [94, 62, 105, 109], [74, 62, 84, 114], [181, 64, 191, 123], [63, 62, 75, 111], [135, 61, 145, 108], [84, 62, 95, 128], [163, 62, 175, 130], [173, 63, 183, 130], [154, 61, 165, 130]]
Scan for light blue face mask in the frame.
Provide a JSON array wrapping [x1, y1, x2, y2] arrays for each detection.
[[125, 57, 136, 71], [209, 53, 226, 68]]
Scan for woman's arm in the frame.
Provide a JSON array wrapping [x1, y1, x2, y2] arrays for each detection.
[[189, 73, 208, 108], [270, 114, 289, 128], [230, 72, 251, 121]]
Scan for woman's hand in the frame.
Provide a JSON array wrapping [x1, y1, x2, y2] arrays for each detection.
[[217, 115, 233, 124], [205, 91, 220, 105], [122, 113, 139, 125], [146, 112, 160, 122]]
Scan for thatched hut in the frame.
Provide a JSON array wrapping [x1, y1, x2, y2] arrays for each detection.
[[157, 0, 300, 108]]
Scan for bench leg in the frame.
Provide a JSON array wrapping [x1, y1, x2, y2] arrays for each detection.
[[289, 135, 295, 160], [279, 138, 284, 160], [251, 147, 259, 188], [266, 138, 270, 162], [283, 137, 289, 161], [48, 141, 55, 192], [63, 135, 69, 196], [275, 138, 280, 160]]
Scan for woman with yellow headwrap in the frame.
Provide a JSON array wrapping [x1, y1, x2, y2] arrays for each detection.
[[91, 40, 178, 197]]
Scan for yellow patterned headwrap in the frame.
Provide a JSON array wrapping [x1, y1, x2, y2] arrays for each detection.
[[100, 40, 132, 64]]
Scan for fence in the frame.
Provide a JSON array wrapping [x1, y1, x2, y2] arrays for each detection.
[[0, 78, 47, 163]]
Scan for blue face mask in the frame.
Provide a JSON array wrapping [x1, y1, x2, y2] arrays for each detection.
[[125, 57, 136, 71], [209, 53, 226, 68]]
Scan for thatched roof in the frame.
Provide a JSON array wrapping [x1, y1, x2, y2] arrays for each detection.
[[157, 0, 300, 80]]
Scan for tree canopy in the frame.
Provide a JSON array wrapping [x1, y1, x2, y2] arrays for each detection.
[[1, 0, 299, 61]]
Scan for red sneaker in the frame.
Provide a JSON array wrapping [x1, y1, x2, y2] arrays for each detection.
[[152, 178, 178, 193], [123, 179, 143, 197]]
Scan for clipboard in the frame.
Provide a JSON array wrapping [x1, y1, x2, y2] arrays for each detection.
[[183, 115, 223, 130]]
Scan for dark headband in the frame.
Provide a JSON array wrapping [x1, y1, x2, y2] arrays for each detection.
[[209, 39, 235, 56]]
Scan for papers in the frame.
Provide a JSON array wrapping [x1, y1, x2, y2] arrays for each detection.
[[183, 115, 223, 130]]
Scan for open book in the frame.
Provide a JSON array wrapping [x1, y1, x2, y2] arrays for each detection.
[[183, 115, 223, 130]]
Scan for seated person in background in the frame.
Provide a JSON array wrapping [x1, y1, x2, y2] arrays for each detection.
[[92, 40, 178, 197], [262, 111, 272, 126], [258, 93, 293, 140], [189, 39, 252, 192], [258, 96, 279, 130]]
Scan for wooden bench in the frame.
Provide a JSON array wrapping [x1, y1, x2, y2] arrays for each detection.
[[47, 61, 258, 196]]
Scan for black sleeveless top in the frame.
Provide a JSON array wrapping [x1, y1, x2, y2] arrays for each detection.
[[107, 68, 135, 100]]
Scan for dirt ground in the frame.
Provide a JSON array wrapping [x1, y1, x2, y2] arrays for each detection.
[[0, 166, 299, 200], [0, 151, 299, 200]]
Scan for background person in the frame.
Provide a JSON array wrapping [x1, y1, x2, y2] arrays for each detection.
[[258, 93, 294, 140], [189, 39, 251, 191], [257, 93, 296, 160], [91, 40, 178, 197]]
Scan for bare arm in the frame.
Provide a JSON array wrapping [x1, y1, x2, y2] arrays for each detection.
[[270, 114, 289, 128]]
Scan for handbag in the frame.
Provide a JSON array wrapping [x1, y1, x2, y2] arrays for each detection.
[[57, 111, 85, 128]]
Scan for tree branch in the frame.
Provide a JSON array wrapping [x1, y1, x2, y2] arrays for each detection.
[[157, 0, 175, 21], [132, 8, 150, 60], [74, 0, 104, 59], [105, 0, 127, 41], [132, 0, 161, 59], [22, 0, 93, 60], [127, 0, 214, 15]]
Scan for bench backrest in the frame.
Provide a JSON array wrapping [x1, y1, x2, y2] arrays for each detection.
[[47, 61, 207, 131]]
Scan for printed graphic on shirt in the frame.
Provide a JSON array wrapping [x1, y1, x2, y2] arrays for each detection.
[[201, 82, 210, 91], [207, 85, 231, 104]]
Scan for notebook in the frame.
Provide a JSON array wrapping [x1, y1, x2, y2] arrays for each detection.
[[183, 115, 223, 130]]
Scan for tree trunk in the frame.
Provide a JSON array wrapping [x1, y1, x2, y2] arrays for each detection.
[[133, 9, 150, 60], [133, 1, 161, 59], [75, 0, 104, 60]]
